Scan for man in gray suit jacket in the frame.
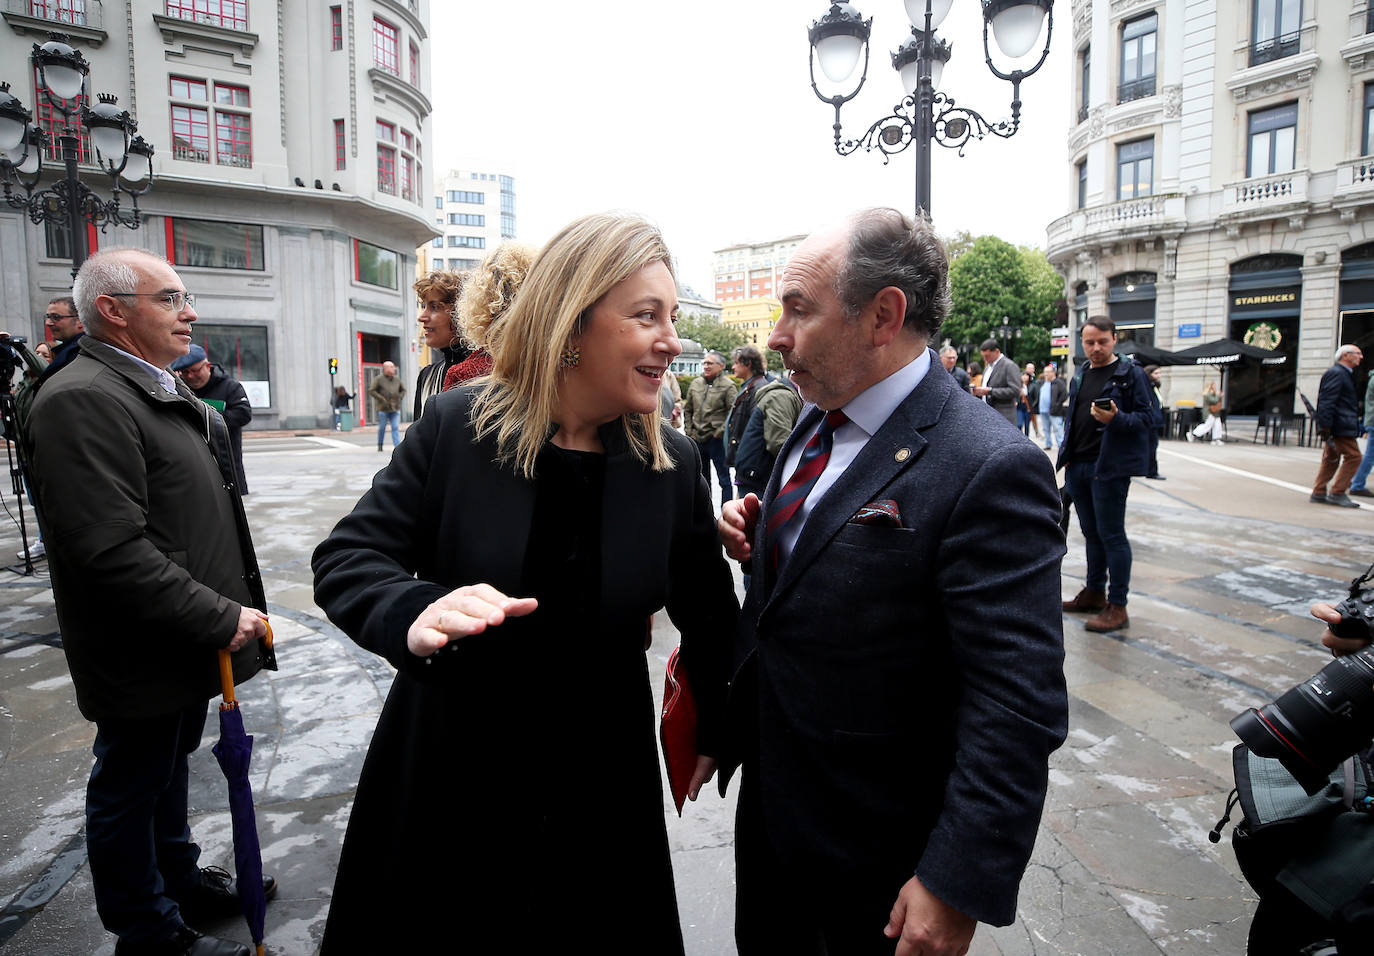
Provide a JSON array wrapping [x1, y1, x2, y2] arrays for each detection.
[[973, 339, 1021, 424], [718, 209, 1068, 956]]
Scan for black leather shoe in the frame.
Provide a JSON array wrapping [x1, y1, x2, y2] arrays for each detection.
[[171, 866, 277, 922], [114, 923, 251, 956], [1350, 488, 1374, 498]]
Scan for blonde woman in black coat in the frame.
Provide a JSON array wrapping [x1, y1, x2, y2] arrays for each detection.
[[312, 213, 738, 953]]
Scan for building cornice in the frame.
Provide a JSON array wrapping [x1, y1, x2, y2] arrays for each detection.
[[1226, 50, 1319, 103], [368, 67, 432, 124], [2, 10, 107, 45], [152, 12, 259, 57], [1340, 32, 1374, 72]]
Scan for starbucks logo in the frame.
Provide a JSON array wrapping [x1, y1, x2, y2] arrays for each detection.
[[1244, 321, 1282, 351]]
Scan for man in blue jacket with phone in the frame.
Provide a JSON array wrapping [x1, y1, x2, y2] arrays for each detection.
[[1058, 317, 1160, 633]]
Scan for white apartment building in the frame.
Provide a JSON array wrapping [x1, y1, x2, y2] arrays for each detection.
[[419, 165, 516, 276], [0, 0, 437, 428], [1046, 0, 1374, 416], [712, 234, 806, 304]]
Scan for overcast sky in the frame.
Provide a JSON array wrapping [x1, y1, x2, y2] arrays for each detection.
[[429, 0, 1071, 296]]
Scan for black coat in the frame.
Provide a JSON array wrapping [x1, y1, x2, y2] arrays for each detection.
[[1316, 364, 1361, 437], [27, 338, 272, 722], [721, 352, 1067, 928], [311, 387, 737, 952], [189, 363, 252, 492]]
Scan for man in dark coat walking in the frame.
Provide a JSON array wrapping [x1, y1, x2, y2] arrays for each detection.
[[171, 344, 253, 494], [1310, 343, 1365, 508], [27, 248, 277, 956], [718, 209, 1067, 956]]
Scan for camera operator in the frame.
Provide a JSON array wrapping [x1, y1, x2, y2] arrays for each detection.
[[1, 331, 49, 561], [1313, 601, 1373, 657]]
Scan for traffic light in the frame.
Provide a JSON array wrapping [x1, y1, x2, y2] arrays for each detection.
[[328, 357, 338, 376]]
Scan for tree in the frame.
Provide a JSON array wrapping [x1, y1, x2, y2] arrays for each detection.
[[676, 313, 745, 356], [1019, 245, 1065, 330], [942, 229, 976, 262], [945, 235, 1028, 355]]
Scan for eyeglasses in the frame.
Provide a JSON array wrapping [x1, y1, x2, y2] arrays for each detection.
[[109, 291, 196, 311], [44, 313, 77, 322]]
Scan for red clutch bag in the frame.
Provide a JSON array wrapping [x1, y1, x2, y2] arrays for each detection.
[[660, 645, 698, 816]]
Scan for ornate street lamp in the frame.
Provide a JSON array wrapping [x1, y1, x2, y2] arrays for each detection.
[[808, 0, 1053, 219], [0, 33, 154, 278]]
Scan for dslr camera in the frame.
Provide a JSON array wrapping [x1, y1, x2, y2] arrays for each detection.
[[1231, 564, 1374, 795], [0, 332, 27, 392]]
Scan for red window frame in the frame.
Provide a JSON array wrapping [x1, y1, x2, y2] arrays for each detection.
[[214, 82, 249, 107], [401, 154, 413, 202], [409, 42, 419, 86], [170, 104, 210, 162], [215, 110, 251, 168], [165, 0, 247, 31], [330, 5, 342, 50], [375, 119, 395, 142], [169, 75, 208, 100], [401, 129, 412, 151], [30, 1, 87, 25], [372, 18, 399, 75], [377, 145, 396, 195], [334, 119, 346, 170]]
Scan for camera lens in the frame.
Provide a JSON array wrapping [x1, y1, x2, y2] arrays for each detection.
[[1231, 647, 1374, 795]]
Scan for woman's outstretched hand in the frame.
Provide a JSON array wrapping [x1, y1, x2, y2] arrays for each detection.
[[407, 584, 539, 657]]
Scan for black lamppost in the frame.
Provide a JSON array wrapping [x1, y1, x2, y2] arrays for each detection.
[[807, 0, 1054, 219], [993, 319, 1022, 356], [0, 33, 154, 279]]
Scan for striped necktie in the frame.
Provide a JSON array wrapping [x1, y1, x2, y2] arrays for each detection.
[[765, 409, 848, 578]]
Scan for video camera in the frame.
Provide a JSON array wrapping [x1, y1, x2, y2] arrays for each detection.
[[1231, 564, 1374, 795], [0, 332, 27, 393]]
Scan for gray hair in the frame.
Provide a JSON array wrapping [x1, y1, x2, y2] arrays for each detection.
[[939, 345, 958, 358], [835, 207, 950, 341], [1336, 344, 1362, 362], [72, 248, 168, 335], [704, 350, 728, 365]]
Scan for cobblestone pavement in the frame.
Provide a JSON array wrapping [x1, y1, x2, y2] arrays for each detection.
[[0, 428, 1370, 954]]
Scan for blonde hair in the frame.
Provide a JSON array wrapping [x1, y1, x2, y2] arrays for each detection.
[[457, 242, 537, 351], [472, 213, 676, 479]]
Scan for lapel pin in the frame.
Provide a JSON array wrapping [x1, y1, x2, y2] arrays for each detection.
[[895, 447, 911, 462]]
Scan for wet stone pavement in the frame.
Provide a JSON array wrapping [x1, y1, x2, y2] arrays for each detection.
[[0, 431, 1370, 954]]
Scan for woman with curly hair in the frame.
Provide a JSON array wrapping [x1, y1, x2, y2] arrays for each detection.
[[412, 268, 470, 419], [442, 241, 537, 389]]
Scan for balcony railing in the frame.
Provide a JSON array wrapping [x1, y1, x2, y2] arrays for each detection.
[[1221, 169, 1309, 216], [1335, 157, 1374, 202], [1117, 76, 1156, 103], [218, 150, 251, 168], [1046, 193, 1186, 259], [24, 0, 90, 24], [1085, 194, 1170, 228], [1250, 31, 1300, 67], [173, 143, 210, 163]]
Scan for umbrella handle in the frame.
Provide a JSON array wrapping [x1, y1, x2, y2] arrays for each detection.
[[220, 619, 274, 707]]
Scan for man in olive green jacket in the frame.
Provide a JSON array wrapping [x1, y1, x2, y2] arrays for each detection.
[[683, 350, 738, 504], [368, 360, 406, 451]]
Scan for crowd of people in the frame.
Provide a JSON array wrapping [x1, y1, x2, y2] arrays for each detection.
[[3, 204, 1371, 956]]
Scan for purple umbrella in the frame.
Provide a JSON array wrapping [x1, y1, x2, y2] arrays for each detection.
[[212, 624, 273, 956]]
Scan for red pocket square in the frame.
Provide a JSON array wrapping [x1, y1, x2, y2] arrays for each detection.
[[850, 499, 902, 527]]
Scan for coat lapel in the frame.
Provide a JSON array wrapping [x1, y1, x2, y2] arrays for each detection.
[[763, 357, 954, 610]]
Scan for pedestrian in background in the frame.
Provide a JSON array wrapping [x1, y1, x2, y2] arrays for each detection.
[[968, 360, 983, 389], [172, 343, 253, 494], [1143, 364, 1166, 480], [27, 248, 276, 956], [1348, 369, 1374, 498], [683, 349, 737, 504], [331, 385, 353, 430], [413, 269, 470, 420], [1188, 378, 1225, 444], [940, 345, 970, 391], [367, 360, 404, 451], [1025, 362, 1042, 438], [1310, 344, 1365, 508], [1017, 370, 1034, 436], [444, 241, 538, 389], [1039, 363, 1068, 451], [974, 339, 1021, 425], [731, 346, 802, 500], [1059, 317, 1159, 633], [725, 345, 769, 471], [312, 212, 737, 954]]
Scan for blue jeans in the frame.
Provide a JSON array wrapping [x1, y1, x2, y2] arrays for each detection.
[[1017, 406, 1031, 435], [1065, 460, 1132, 606], [697, 435, 732, 505], [1352, 435, 1374, 492], [1044, 415, 1065, 450], [377, 411, 400, 447], [87, 702, 207, 942]]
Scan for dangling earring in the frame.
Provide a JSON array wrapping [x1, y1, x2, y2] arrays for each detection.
[[559, 345, 581, 369]]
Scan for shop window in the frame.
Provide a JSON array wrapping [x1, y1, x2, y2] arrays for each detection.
[[354, 239, 398, 289], [167, 218, 264, 270]]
